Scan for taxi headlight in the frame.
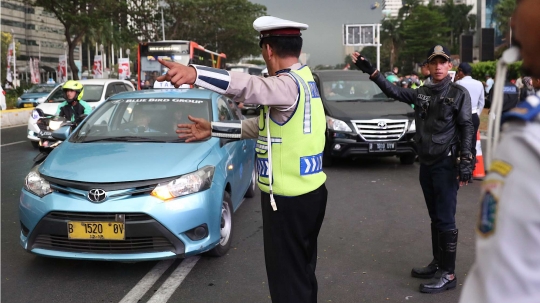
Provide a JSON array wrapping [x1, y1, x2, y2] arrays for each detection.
[[24, 166, 52, 197], [407, 120, 416, 133], [17, 97, 22, 101], [326, 116, 352, 132], [151, 166, 215, 201]]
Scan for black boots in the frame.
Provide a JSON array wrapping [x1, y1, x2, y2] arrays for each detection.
[[419, 229, 458, 294], [411, 224, 439, 279]]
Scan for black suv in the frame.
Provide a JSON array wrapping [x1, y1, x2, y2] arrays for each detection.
[[312, 70, 417, 166]]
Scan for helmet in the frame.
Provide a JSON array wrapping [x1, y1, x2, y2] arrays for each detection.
[[386, 74, 399, 84], [62, 80, 84, 103]]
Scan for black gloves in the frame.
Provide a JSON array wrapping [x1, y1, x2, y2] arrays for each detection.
[[354, 55, 377, 75], [459, 153, 473, 182]]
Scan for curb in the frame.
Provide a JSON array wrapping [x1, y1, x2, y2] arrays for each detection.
[[0, 108, 33, 129]]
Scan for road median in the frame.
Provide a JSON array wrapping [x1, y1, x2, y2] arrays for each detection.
[[0, 108, 32, 129]]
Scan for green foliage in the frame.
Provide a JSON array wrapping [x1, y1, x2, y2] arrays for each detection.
[[398, 5, 450, 74], [4, 82, 35, 109], [470, 60, 523, 81], [163, 0, 267, 62], [494, 0, 516, 41], [435, 0, 476, 54]]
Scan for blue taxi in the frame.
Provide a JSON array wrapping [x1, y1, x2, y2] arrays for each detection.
[[19, 89, 256, 261]]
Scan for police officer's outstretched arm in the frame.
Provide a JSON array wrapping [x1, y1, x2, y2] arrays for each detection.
[[177, 115, 211, 142], [352, 52, 417, 104]]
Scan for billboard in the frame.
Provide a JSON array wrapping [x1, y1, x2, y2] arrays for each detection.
[[343, 24, 377, 46]]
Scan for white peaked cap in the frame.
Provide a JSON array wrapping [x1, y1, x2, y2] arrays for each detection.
[[253, 16, 308, 33]]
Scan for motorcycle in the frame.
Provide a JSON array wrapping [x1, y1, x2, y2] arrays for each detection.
[[32, 108, 86, 164]]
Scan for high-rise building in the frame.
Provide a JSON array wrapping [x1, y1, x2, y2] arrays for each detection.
[[1, 0, 81, 82], [382, 0, 403, 19]]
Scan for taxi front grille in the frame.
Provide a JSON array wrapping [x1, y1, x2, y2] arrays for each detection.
[[46, 211, 153, 222], [352, 119, 408, 142], [34, 234, 174, 253]]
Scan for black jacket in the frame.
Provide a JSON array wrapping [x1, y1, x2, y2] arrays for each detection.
[[485, 82, 520, 112], [371, 72, 474, 165], [58, 102, 86, 122]]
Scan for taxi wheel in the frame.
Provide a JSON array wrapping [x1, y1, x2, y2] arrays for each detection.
[[244, 168, 257, 198], [31, 141, 39, 149], [206, 192, 233, 257]]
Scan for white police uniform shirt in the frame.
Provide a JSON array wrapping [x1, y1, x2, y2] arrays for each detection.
[[459, 92, 540, 303], [456, 76, 485, 114]]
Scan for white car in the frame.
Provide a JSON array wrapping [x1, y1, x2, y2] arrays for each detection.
[[27, 79, 135, 147], [0, 86, 6, 110]]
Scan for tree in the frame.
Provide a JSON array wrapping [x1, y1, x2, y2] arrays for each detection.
[[494, 0, 516, 46], [437, 0, 476, 54], [398, 5, 450, 74], [28, 0, 126, 80], [163, 0, 266, 62], [381, 17, 403, 71]]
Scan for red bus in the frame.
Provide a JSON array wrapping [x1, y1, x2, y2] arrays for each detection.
[[137, 40, 227, 90]]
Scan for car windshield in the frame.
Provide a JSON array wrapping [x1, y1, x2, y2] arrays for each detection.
[[70, 96, 212, 143], [27, 85, 56, 94], [320, 79, 388, 101]]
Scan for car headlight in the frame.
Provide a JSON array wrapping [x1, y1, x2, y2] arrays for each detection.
[[326, 116, 352, 132], [407, 119, 416, 133], [24, 166, 53, 197], [151, 166, 215, 201]]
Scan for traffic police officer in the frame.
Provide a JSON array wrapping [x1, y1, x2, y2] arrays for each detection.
[[459, 0, 540, 301], [352, 45, 474, 294], [156, 16, 328, 303]]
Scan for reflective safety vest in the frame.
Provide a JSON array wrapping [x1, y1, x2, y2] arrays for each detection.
[[255, 66, 326, 196]]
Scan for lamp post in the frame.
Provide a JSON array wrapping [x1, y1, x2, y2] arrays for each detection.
[[63, 41, 68, 81], [126, 49, 131, 79], [159, 1, 168, 41]]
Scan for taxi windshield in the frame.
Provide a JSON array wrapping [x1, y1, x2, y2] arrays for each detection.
[[71, 97, 211, 143], [27, 85, 56, 94]]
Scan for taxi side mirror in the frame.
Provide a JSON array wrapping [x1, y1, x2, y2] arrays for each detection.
[[51, 125, 72, 141]]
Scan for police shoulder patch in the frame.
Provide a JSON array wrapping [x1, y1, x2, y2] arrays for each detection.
[[489, 160, 513, 177], [477, 180, 503, 237], [502, 94, 540, 123]]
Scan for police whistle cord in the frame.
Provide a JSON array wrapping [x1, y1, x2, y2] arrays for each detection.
[[266, 109, 278, 211], [486, 47, 521, 170]]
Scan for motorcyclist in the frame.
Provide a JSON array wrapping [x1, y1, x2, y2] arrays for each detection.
[[56, 80, 91, 122]]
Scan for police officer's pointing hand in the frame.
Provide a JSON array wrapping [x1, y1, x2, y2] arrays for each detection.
[[156, 59, 197, 88]]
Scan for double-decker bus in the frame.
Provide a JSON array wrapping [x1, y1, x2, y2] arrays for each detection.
[[138, 40, 227, 90]]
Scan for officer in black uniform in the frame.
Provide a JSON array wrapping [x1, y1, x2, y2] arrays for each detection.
[[352, 45, 474, 294]]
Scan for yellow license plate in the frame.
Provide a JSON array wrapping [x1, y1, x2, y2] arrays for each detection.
[[67, 221, 125, 240], [23, 103, 34, 108]]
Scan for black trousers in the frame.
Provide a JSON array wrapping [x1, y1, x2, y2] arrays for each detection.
[[471, 113, 480, 159], [419, 156, 459, 231], [261, 183, 328, 303]]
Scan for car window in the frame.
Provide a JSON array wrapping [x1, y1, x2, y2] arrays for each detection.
[[225, 98, 242, 120], [71, 97, 212, 143], [27, 85, 56, 94], [114, 83, 128, 93], [217, 97, 234, 121], [83, 85, 105, 102], [320, 79, 387, 101], [104, 84, 116, 99], [46, 87, 65, 103], [124, 84, 134, 91]]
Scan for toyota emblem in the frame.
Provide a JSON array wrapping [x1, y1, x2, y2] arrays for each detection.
[[377, 121, 387, 129], [87, 188, 107, 203]]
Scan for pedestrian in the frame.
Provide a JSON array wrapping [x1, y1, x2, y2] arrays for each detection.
[[352, 44, 474, 294], [155, 16, 328, 303], [459, 0, 540, 301], [420, 60, 432, 86], [486, 75, 519, 113], [455, 62, 485, 163], [483, 74, 495, 96], [519, 76, 537, 100]]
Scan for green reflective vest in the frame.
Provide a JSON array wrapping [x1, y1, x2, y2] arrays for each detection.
[[255, 66, 326, 196]]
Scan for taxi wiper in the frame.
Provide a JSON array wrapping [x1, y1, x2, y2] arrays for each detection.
[[81, 136, 168, 143]]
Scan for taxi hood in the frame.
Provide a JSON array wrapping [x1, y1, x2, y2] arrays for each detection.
[[39, 141, 214, 182]]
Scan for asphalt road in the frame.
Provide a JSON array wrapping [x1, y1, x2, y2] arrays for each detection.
[[1, 125, 483, 303]]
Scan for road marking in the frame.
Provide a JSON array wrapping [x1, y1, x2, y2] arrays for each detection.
[[1, 141, 26, 147], [118, 259, 175, 303], [146, 256, 200, 303]]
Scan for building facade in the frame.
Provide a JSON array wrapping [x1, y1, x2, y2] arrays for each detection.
[[1, 0, 80, 82]]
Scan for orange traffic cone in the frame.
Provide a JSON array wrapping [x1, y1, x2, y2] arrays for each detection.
[[473, 131, 486, 179]]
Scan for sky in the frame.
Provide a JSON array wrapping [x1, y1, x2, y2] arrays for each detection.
[[250, 0, 384, 66]]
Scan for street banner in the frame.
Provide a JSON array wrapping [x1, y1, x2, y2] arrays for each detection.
[[6, 43, 14, 84], [118, 58, 130, 80], [59, 55, 67, 82], [93, 55, 103, 79], [32, 58, 40, 84]]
